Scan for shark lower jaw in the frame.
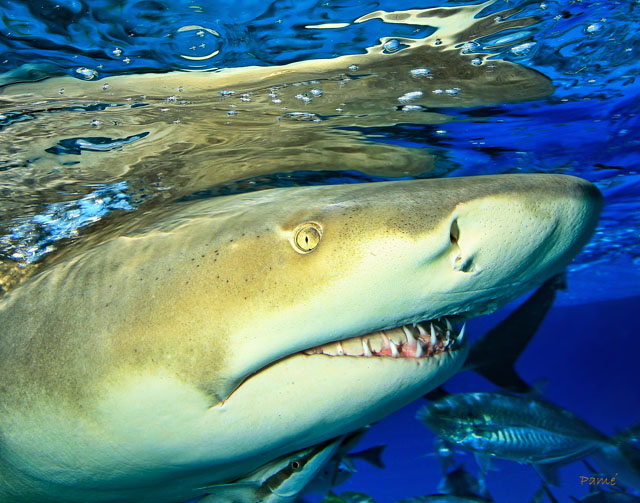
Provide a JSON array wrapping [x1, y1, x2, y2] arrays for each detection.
[[302, 317, 466, 360]]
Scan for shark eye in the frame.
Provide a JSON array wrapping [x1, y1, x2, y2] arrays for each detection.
[[290, 460, 302, 471], [292, 222, 322, 254]]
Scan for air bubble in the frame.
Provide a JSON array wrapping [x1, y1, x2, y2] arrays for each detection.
[[410, 68, 431, 77], [122, 57, 131, 64], [220, 90, 234, 97], [445, 88, 459, 96], [401, 105, 423, 112], [398, 91, 423, 103], [347, 64, 359, 71], [461, 42, 480, 53], [510, 42, 536, 56], [310, 88, 323, 97], [226, 110, 238, 116], [586, 22, 603, 34], [471, 57, 483, 66], [383, 39, 400, 53], [75, 67, 98, 80], [112, 47, 123, 57], [102, 83, 109, 90]]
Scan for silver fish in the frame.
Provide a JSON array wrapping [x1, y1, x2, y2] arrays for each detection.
[[417, 392, 609, 483]]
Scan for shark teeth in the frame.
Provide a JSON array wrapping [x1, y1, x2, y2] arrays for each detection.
[[303, 317, 466, 359]]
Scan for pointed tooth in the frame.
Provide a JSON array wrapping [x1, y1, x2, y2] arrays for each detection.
[[415, 341, 424, 358], [430, 323, 438, 347], [402, 326, 417, 348], [362, 338, 372, 357], [337, 341, 344, 356], [445, 317, 453, 331], [417, 323, 428, 337], [381, 331, 391, 349], [456, 323, 466, 345], [389, 339, 399, 358]]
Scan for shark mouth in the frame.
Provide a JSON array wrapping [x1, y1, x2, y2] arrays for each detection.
[[302, 318, 465, 359]]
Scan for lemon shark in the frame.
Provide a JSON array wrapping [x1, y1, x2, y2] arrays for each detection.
[[0, 174, 602, 503]]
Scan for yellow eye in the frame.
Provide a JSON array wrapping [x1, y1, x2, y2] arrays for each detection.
[[292, 222, 322, 254]]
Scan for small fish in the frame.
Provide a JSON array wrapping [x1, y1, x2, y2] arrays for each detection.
[[417, 392, 610, 485], [300, 428, 386, 496], [195, 436, 345, 503]]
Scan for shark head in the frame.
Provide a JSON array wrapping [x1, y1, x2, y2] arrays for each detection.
[[0, 174, 602, 502]]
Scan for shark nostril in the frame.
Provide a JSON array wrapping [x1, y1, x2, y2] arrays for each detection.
[[450, 219, 460, 245]]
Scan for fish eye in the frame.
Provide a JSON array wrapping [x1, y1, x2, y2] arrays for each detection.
[[290, 460, 302, 471], [292, 222, 322, 254]]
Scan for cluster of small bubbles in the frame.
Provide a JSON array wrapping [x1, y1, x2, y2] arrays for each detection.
[[288, 112, 317, 121], [461, 42, 480, 54], [112, 47, 123, 57], [310, 88, 323, 97], [240, 93, 251, 102], [102, 83, 109, 90], [226, 110, 238, 116], [471, 57, 483, 66], [220, 90, 234, 97], [347, 64, 359, 71], [410, 68, 431, 77], [434, 38, 442, 46], [75, 67, 98, 80], [294, 93, 312, 104], [166, 96, 178, 103], [510, 42, 536, 56], [90, 120, 102, 127], [382, 39, 400, 53], [398, 91, 423, 103], [445, 88, 459, 96], [585, 22, 604, 34], [401, 105, 423, 112]]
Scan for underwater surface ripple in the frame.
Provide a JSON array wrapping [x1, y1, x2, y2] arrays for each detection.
[[0, 0, 639, 502]]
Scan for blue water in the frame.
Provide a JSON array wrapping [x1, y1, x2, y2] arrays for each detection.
[[1, 0, 639, 502]]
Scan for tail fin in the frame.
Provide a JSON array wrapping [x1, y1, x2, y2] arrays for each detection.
[[350, 445, 386, 469], [464, 272, 566, 392]]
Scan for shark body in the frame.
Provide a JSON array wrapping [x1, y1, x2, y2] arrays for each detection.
[[0, 175, 602, 503]]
